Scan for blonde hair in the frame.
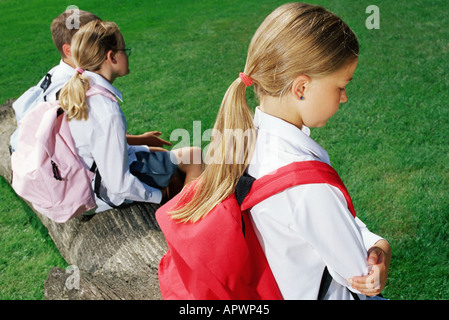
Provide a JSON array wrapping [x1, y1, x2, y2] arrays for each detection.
[[51, 10, 101, 58], [170, 2, 359, 223], [59, 20, 125, 121]]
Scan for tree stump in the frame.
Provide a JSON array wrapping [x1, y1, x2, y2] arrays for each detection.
[[0, 100, 167, 300]]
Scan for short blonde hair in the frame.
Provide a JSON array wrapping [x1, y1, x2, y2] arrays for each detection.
[[59, 20, 125, 121], [50, 10, 101, 58], [170, 2, 359, 223]]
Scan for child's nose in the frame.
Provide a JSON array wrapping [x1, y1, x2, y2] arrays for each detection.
[[340, 91, 348, 103]]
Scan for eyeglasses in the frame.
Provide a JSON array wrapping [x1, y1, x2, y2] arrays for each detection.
[[117, 48, 132, 57]]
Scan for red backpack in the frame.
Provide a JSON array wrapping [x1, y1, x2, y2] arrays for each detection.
[[156, 160, 356, 300]]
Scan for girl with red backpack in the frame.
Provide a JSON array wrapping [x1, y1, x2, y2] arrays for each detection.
[[157, 3, 390, 300]]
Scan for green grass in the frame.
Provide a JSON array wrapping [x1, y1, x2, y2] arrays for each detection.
[[0, 179, 67, 299], [1, 0, 448, 299]]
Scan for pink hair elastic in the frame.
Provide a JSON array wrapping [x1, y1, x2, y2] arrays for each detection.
[[75, 67, 85, 74], [239, 72, 253, 87]]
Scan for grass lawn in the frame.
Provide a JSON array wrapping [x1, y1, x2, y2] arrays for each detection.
[[1, 0, 448, 300]]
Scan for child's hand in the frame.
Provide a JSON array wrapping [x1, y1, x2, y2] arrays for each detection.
[[348, 240, 391, 296], [139, 131, 172, 147], [126, 131, 172, 148]]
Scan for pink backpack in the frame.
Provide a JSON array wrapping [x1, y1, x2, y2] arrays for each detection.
[[11, 85, 117, 223]]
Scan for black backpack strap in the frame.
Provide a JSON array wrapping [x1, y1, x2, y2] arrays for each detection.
[[40, 73, 52, 92], [318, 266, 361, 300], [94, 166, 102, 200], [350, 290, 361, 300], [235, 173, 256, 207], [56, 107, 64, 117], [41, 73, 53, 102], [90, 162, 119, 209], [318, 266, 333, 300], [55, 89, 62, 101], [235, 173, 256, 237]]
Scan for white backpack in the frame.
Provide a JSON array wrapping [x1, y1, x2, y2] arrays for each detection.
[[10, 68, 58, 152]]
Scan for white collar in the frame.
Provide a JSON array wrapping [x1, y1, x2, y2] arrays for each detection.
[[84, 71, 123, 102], [253, 107, 330, 165], [56, 60, 123, 102], [57, 59, 76, 75]]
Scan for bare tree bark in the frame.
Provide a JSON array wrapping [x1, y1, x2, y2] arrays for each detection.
[[1, 100, 166, 300]]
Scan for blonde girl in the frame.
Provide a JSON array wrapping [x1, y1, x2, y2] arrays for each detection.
[[59, 20, 202, 212], [167, 3, 390, 299]]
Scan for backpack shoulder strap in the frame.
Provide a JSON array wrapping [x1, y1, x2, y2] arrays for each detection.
[[240, 161, 356, 217], [40, 73, 52, 93], [238, 161, 358, 300], [86, 84, 118, 102]]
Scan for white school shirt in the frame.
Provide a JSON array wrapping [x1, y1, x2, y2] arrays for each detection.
[[68, 72, 162, 212], [247, 108, 384, 300]]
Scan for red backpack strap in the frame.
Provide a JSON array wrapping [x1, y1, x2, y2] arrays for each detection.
[[240, 161, 356, 217]]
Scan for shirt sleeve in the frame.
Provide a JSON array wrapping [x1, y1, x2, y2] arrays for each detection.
[[289, 184, 372, 289], [88, 98, 162, 206], [354, 217, 385, 251]]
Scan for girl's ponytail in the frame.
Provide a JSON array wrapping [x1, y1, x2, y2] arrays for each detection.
[[59, 69, 90, 120], [207, 74, 255, 171], [169, 74, 256, 223]]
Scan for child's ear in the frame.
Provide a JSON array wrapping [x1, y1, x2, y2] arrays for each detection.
[[106, 50, 117, 64], [291, 75, 310, 101], [62, 44, 72, 58]]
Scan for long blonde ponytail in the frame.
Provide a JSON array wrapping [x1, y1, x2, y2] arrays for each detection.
[[170, 77, 256, 222], [59, 71, 90, 120], [170, 2, 359, 223], [59, 20, 125, 120]]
